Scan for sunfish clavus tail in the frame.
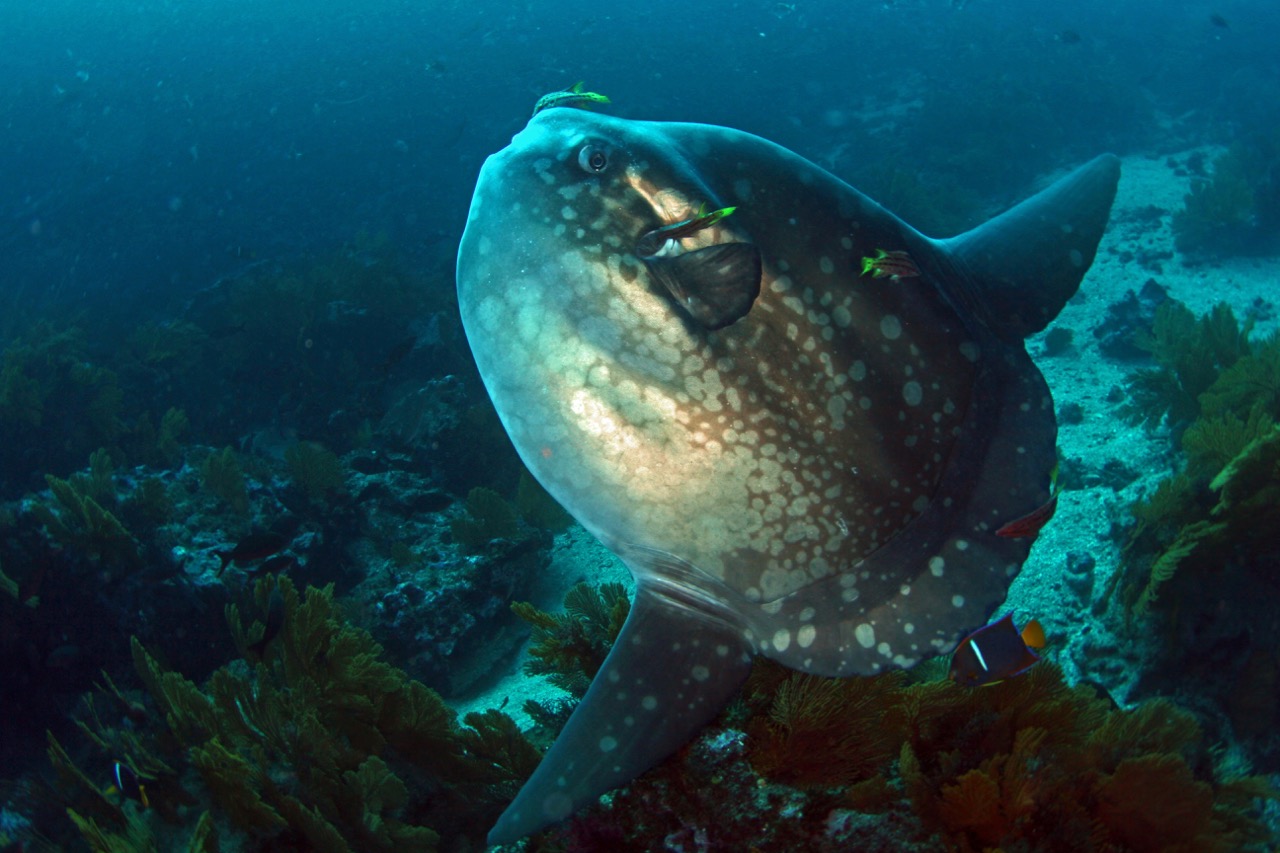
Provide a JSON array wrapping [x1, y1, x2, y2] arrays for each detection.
[[456, 109, 1119, 843]]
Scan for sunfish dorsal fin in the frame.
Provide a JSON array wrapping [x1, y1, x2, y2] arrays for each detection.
[[938, 154, 1120, 339]]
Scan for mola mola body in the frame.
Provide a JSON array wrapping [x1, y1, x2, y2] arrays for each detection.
[[455, 108, 1119, 843]]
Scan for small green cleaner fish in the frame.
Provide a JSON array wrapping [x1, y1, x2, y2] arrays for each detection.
[[860, 248, 921, 281], [635, 205, 737, 258], [532, 82, 611, 116]]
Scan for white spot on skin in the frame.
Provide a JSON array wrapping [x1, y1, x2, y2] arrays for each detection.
[[929, 556, 945, 577], [827, 394, 847, 428], [691, 665, 710, 682], [599, 736, 618, 752], [642, 695, 657, 710], [773, 629, 792, 652], [855, 623, 875, 648], [903, 381, 923, 406], [952, 594, 966, 608], [880, 315, 902, 340], [819, 256, 835, 275], [797, 624, 816, 648]]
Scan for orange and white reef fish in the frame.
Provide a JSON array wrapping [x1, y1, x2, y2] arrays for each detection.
[[107, 761, 150, 809], [948, 613, 1045, 687], [860, 248, 921, 281]]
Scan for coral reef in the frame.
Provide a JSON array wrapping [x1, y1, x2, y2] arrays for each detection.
[[450, 486, 519, 553], [1118, 309, 1280, 616], [1113, 299, 1280, 765], [199, 447, 249, 516], [0, 234, 551, 850], [155, 407, 189, 468], [379, 376, 464, 449], [1172, 138, 1280, 258], [0, 322, 127, 494], [1123, 300, 1254, 433], [369, 526, 552, 697], [535, 617, 1277, 850], [1091, 278, 1170, 361], [283, 440, 346, 503], [511, 581, 629, 699], [29, 450, 138, 569], [48, 575, 539, 852]]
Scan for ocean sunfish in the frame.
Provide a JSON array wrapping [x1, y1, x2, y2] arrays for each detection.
[[456, 108, 1118, 843]]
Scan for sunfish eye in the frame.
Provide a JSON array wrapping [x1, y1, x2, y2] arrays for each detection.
[[578, 145, 608, 173]]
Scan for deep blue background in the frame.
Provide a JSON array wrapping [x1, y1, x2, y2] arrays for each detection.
[[1, 0, 1275, 335]]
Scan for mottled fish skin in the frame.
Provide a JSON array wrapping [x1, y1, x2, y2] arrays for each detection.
[[456, 110, 1119, 842]]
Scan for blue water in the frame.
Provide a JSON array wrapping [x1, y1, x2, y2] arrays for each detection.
[[2, 0, 1274, 332]]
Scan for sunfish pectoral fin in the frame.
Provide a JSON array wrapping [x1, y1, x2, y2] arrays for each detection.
[[644, 242, 763, 330], [487, 584, 753, 844], [938, 153, 1120, 339]]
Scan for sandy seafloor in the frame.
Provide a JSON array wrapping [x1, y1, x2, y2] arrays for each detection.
[[452, 148, 1280, 729]]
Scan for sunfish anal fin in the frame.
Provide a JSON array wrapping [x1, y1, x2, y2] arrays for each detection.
[[644, 242, 762, 330], [487, 584, 753, 844]]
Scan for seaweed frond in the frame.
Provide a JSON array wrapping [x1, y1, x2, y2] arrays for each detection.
[[745, 668, 906, 787], [1201, 329, 1280, 423], [1124, 300, 1252, 430], [450, 487, 519, 553], [119, 575, 535, 849], [515, 470, 572, 533], [200, 447, 248, 515], [511, 582, 630, 696], [1182, 409, 1275, 480], [284, 440, 346, 502], [30, 462, 137, 566]]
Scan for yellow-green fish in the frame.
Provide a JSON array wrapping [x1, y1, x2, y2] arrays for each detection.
[[860, 248, 921, 281], [532, 81, 611, 116], [636, 205, 737, 257]]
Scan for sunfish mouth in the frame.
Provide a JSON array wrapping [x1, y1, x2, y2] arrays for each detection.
[[634, 204, 762, 330]]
